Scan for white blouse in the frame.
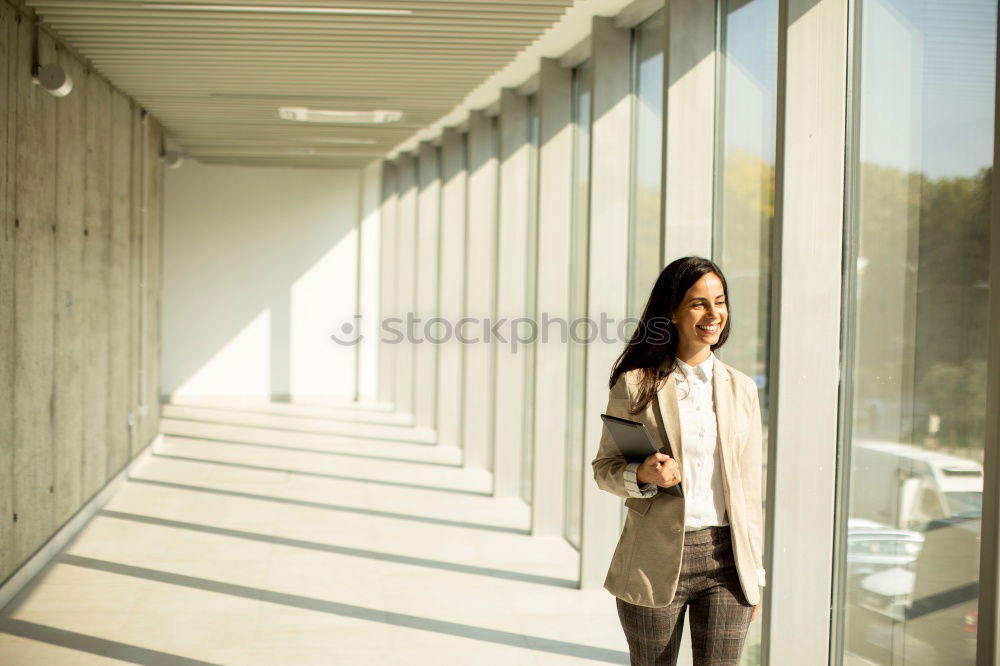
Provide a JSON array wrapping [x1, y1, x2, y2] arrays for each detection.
[[672, 352, 729, 531], [622, 351, 767, 588], [622, 353, 728, 529]]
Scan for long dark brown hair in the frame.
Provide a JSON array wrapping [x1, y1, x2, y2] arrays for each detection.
[[609, 256, 731, 414]]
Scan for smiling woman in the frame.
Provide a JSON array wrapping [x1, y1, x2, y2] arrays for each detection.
[[593, 256, 766, 666]]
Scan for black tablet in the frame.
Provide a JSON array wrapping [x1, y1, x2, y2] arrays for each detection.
[[600, 413, 683, 497], [600, 413, 661, 463]]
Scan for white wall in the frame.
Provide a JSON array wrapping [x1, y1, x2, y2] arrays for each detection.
[[163, 160, 361, 404], [357, 161, 382, 402]]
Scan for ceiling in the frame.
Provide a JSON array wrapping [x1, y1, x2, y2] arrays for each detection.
[[27, 0, 575, 168]]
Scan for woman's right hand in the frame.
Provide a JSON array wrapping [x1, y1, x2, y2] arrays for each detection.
[[636, 452, 682, 488]]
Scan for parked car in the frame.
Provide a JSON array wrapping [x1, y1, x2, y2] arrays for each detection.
[[845, 516, 979, 665], [845, 518, 924, 591], [851, 440, 983, 530]]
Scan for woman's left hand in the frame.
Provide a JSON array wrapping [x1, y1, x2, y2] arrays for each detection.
[[751, 604, 760, 621]]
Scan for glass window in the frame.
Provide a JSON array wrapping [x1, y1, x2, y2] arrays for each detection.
[[715, 0, 778, 407], [714, 2, 778, 663], [629, 10, 665, 321], [565, 59, 593, 549], [838, 2, 996, 664]]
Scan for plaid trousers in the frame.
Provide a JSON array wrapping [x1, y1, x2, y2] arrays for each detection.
[[616, 525, 753, 666]]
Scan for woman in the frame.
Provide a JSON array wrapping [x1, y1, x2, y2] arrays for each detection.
[[592, 256, 765, 666]]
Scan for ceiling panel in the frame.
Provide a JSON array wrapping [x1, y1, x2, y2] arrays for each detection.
[[27, 0, 574, 168]]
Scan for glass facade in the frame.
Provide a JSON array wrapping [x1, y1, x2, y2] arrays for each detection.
[[384, 0, 1000, 661], [715, 0, 777, 403], [564, 60, 593, 550], [715, 3, 778, 663], [838, 1, 996, 664], [629, 10, 666, 321]]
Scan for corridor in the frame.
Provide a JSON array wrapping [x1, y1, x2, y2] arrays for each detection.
[[6, 0, 999, 663], [0, 404, 629, 665]]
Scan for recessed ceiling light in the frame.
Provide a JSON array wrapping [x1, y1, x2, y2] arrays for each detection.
[[278, 107, 403, 124], [200, 147, 382, 157], [305, 137, 377, 145], [141, 4, 413, 16], [209, 92, 388, 102], [183, 138, 377, 147]]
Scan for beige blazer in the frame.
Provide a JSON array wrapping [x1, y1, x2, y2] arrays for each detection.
[[592, 355, 765, 608]]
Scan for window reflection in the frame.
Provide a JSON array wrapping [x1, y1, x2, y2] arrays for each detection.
[[841, 1, 995, 664]]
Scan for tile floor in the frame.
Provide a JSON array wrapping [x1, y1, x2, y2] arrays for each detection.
[[0, 411, 632, 665]]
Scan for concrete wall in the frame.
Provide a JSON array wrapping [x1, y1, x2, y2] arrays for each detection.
[[0, 3, 163, 586], [162, 161, 361, 403]]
